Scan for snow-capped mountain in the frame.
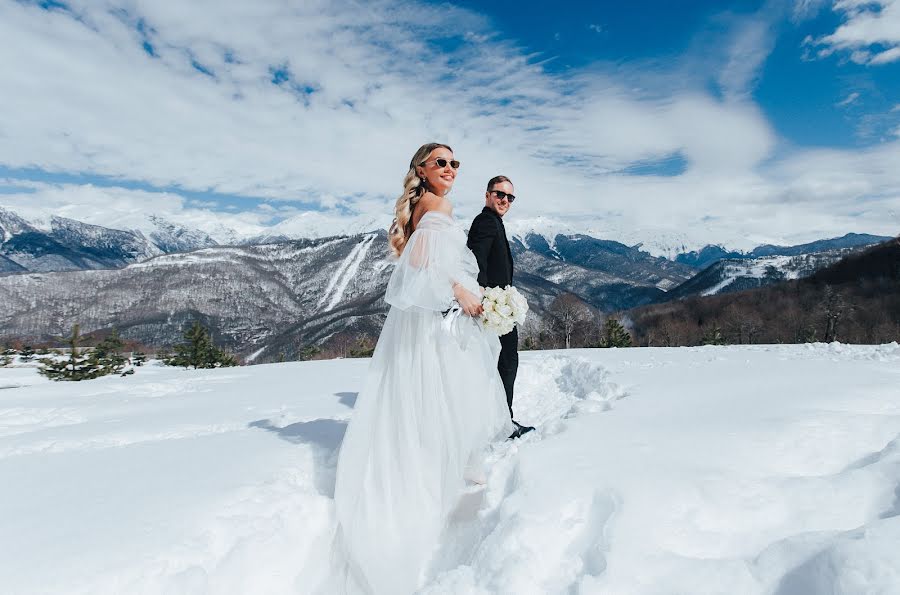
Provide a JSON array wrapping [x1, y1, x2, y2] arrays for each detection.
[[0, 208, 218, 274], [504, 216, 714, 260], [0, 204, 893, 360], [49, 215, 161, 261], [0, 233, 392, 362], [0, 229, 697, 361], [675, 232, 893, 269], [0, 208, 38, 243], [246, 211, 389, 245], [667, 248, 866, 299], [145, 215, 219, 253], [0, 213, 159, 274]]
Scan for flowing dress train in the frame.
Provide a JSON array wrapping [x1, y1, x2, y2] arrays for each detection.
[[331, 211, 512, 594]]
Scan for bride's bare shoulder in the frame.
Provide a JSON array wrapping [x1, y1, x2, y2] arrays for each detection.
[[413, 193, 452, 228], [420, 192, 452, 215]]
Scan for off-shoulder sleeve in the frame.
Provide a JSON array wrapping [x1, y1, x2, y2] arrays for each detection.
[[385, 215, 480, 312]]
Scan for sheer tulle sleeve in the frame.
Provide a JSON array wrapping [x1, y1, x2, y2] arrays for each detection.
[[385, 212, 481, 312]]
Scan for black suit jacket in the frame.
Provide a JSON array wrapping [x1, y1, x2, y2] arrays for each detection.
[[467, 207, 513, 288]]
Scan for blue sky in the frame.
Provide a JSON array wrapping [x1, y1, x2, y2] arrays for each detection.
[[458, 0, 899, 147], [0, 0, 898, 251]]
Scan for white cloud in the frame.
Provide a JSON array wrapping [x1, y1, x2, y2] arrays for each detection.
[[0, 0, 897, 252], [812, 0, 900, 65], [792, 0, 829, 22], [836, 91, 861, 106], [0, 180, 268, 242], [870, 45, 900, 63], [717, 16, 778, 101]]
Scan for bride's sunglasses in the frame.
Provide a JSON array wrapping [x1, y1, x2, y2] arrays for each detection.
[[489, 190, 516, 203], [420, 158, 461, 170]]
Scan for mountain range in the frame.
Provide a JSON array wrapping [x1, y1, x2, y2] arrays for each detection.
[[0, 206, 892, 362], [0, 207, 218, 273], [629, 237, 900, 346], [0, 228, 696, 361], [674, 233, 891, 268]]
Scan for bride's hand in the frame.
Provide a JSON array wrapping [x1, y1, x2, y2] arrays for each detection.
[[453, 283, 484, 317]]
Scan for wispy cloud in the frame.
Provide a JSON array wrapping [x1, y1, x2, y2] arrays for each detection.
[[0, 0, 897, 251], [791, 0, 829, 22], [717, 15, 779, 101], [836, 91, 861, 106], [810, 0, 900, 65]]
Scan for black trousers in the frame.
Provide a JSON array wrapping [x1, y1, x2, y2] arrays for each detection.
[[497, 327, 518, 419]]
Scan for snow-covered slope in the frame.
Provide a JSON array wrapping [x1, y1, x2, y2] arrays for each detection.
[[144, 215, 219, 253], [0, 208, 219, 274], [49, 215, 161, 261], [1, 343, 898, 594], [668, 249, 863, 298], [676, 233, 893, 269], [0, 207, 38, 243], [0, 233, 393, 360], [504, 216, 721, 260], [247, 211, 389, 245], [0, 228, 697, 358]]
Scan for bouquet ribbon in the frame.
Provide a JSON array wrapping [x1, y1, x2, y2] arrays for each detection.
[[440, 302, 478, 350]]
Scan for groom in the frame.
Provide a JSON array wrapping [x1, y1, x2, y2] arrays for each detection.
[[468, 175, 535, 439]]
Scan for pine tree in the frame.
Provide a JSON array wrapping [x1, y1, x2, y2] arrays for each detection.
[[701, 325, 727, 346], [600, 317, 633, 348], [165, 321, 237, 369], [19, 345, 36, 362], [132, 351, 147, 366], [89, 329, 128, 375], [39, 325, 102, 381], [1, 354, 11, 367], [348, 337, 375, 358], [763, 265, 786, 283], [299, 345, 321, 361]]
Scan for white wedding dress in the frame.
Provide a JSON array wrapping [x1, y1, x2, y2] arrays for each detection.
[[330, 211, 512, 594]]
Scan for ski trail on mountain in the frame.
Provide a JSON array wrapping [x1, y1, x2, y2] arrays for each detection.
[[702, 275, 736, 296], [318, 234, 376, 311]]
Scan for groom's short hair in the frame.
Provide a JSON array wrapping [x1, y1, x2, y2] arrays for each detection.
[[486, 175, 512, 191]]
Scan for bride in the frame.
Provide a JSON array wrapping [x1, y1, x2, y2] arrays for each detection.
[[330, 143, 513, 594]]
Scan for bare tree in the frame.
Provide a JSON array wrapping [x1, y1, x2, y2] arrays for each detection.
[[822, 285, 847, 342], [518, 317, 543, 350], [548, 293, 593, 349]]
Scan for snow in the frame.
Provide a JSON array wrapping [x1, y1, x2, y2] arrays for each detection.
[[1, 344, 900, 594], [702, 275, 737, 296], [503, 216, 728, 258], [245, 346, 267, 363], [260, 212, 388, 242], [318, 233, 376, 311], [701, 256, 812, 296]]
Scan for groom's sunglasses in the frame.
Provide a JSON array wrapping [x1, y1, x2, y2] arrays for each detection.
[[489, 190, 516, 203], [420, 158, 461, 170]]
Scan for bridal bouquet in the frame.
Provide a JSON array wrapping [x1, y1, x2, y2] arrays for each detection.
[[481, 285, 528, 336]]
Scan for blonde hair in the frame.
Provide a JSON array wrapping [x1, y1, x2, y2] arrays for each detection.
[[388, 142, 452, 257]]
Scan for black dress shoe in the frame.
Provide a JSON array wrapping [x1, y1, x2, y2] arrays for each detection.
[[508, 420, 535, 440]]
